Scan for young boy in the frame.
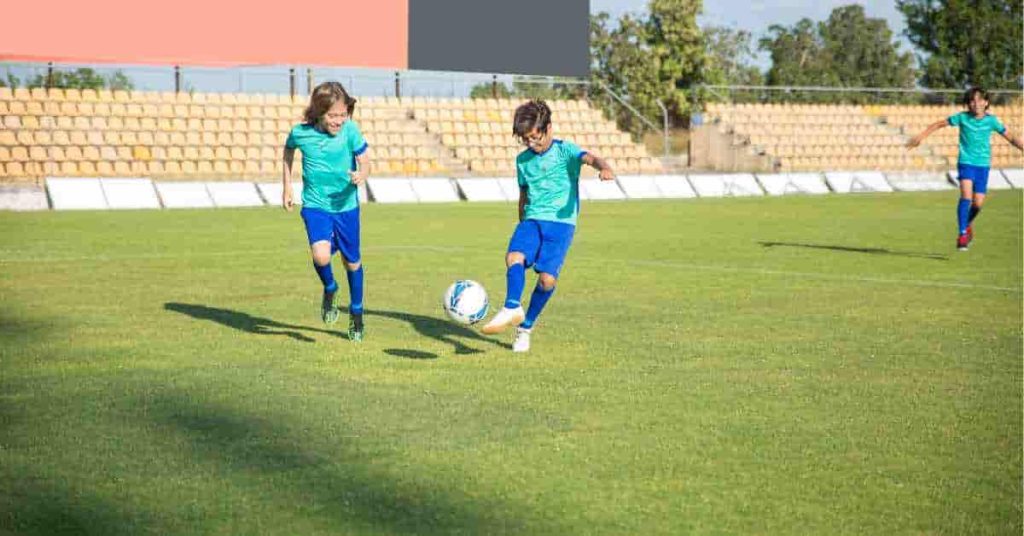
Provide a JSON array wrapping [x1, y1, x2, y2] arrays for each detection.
[[480, 100, 615, 352], [907, 87, 1023, 250], [283, 81, 370, 341]]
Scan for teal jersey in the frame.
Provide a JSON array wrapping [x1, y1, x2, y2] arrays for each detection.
[[947, 112, 1006, 167], [285, 121, 368, 212], [516, 139, 587, 225]]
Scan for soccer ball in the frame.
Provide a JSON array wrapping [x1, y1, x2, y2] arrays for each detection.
[[442, 280, 489, 325]]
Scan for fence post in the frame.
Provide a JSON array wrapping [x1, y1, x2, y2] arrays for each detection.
[[174, 65, 181, 94], [289, 68, 296, 99]]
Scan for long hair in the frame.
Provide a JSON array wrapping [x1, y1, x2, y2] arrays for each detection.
[[304, 81, 357, 125], [962, 86, 990, 110], [512, 100, 552, 141]]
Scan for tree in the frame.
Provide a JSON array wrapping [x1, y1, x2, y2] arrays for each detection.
[[468, 81, 512, 99], [758, 5, 916, 102], [589, 0, 705, 135], [27, 67, 134, 90], [819, 5, 916, 89], [702, 26, 764, 87], [897, 0, 1023, 90]]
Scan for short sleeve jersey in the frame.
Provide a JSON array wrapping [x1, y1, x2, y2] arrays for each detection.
[[285, 120, 368, 212], [516, 139, 587, 225], [947, 112, 1006, 167]]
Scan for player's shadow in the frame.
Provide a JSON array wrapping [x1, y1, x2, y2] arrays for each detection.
[[339, 306, 512, 356], [759, 241, 949, 261], [164, 303, 342, 343], [164, 303, 511, 355]]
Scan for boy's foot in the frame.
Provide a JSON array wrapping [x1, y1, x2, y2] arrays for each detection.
[[956, 233, 969, 251], [512, 327, 531, 353], [481, 306, 525, 335], [348, 313, 364, 342], [321, 290, 340, 324]]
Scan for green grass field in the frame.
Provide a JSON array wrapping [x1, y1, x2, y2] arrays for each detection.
[[1, 191, 1021, 535]]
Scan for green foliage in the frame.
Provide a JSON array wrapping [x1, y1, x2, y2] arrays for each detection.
[[758, 5, 917, 103], [589, 0, 707, 138], [897, 0, 1024, 90], [0, 72, 20, 89], [469, 81, 512, 99], [26, 67, 135, 90], [701, 26, 765, 99]]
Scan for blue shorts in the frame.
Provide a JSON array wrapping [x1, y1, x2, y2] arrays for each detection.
[[300, 206, 361, 263], [507, 219, 576, 278], [957, 163, 991, 194]]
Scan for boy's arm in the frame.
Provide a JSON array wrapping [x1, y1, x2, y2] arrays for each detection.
[[518, 187, 527, 223], [907, 119, 948, 149], [352, 153, 370, 186], [999, 128, 1024, 151], [581, 152, 616, 180], [282, 146, 296, 211]]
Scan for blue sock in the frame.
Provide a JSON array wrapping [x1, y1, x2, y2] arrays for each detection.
[[521, 284, 555, 330], [314, 262, 338, 293], [968, 205, 981, 224], [504, 263, 525, 309], [957, 198, 970, 235], [347, 266, 364, 314]]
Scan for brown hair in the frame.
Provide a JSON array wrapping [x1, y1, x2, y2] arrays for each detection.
[[304, 81, 357, 125], [963, 86, 990, 109], [512, 100, 552, 141]]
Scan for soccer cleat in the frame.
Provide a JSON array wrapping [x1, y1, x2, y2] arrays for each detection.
[[348, 313, 364, 342], [956, 233, 969, 251], [512, 327, 531, 353], [480, 306, 525, 335], [321, 289, 340, 324]]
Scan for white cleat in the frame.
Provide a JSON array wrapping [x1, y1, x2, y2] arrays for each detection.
[[512, 327, 531, 353], [480, 306, 525, 335]]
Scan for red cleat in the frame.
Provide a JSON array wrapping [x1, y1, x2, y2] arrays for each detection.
[[956, 233, 969, 251], [966, 225, 974, 243]]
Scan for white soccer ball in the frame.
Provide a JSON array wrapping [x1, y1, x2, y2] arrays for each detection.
[[442, 280, 490, 325]]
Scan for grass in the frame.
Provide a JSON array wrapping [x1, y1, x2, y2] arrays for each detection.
[[1, 191, 1021, 535]]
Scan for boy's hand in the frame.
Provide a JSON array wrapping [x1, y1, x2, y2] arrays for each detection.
[[906, 137, 921, 149], [599, 168, 616, 181], [350, 170, 368, 186], [283, 188, 293, 211]]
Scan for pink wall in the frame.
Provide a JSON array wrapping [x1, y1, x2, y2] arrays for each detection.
[[1, 0, 408, 68]]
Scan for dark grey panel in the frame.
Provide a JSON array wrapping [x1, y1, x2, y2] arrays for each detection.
[[409, 0, 589, 77]]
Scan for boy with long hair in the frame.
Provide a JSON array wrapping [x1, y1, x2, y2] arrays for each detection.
[[283, 81, 370, 340]]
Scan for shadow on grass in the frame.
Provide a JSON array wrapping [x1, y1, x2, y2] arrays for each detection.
[[759, 240, 949, 261], [164, 303, 511, 355], [0, 474, 167, 536], [142, 390, 559, 535], [164, 302, 340, 343]]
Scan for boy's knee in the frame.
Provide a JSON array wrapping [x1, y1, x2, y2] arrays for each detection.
[[538, 273, 557, 290], [345, 261, 362, 271], [506, 252, 526, 267]]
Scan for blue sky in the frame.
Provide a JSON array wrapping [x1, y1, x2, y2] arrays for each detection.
[[591, 0, 912, 68]]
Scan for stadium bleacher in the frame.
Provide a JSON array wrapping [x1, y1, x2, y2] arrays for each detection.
[[0, 87, 663, 183], [704, 101, 1024, 173]]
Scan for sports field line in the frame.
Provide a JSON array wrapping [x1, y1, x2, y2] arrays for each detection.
[[0, 244, 464, 264], [609, 257, 1023, 293]]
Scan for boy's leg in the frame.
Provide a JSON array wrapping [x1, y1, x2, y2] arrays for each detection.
[[956, 177, 973, 250], [966, 167, 989, 242], [302, 208, 341, 324], [520, 274, 556, 330], [335, 209, 365, 340], [482, 222, 539, 335], [515, 221, 575, 346]]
